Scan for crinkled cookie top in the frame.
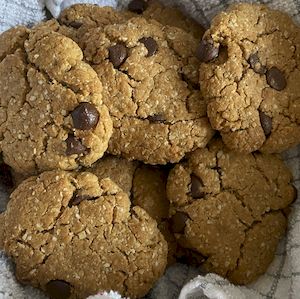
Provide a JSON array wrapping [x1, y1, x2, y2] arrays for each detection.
[[1, 170, 168, 298], [0, 26, 112, 176], [199, 3, 300, 153], [80, 17, 214, 164], [167, 138, 296, 284]]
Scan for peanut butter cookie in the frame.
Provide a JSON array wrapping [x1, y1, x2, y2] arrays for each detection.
[[1, 170, 168, 298], [81, 17, 214, 164], [0, 26, 112, 176], [166, 139, 296, 284], [199, 3, 300, 153]]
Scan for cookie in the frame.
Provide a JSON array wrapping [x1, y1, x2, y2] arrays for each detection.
[[166, 139, 296, 284], [1, 170, 168, 298], [89, 155, 138, 195], [59, 1, 205, 41], [59, 4, 131, 43], [127, 0, 205, 39], [81, 17, 214, 164], [0, 26, 112, 176], [89, 156, 177, 264], [199, 3, 300, 153], [132, 164, 177, 265]]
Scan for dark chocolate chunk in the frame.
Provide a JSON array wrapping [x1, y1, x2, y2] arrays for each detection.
[[139, 37, 158, 57], [266, 67, 287, 91], [259, 111, 272, 137], [71, 102, 99, 131], [108, 44, 128, 68], [66, 135, 87, 156], [196, 39, 219, 62]]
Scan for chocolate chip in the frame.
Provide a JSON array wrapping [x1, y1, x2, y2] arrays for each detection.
[[196, 39, 219, 62], [71, 102, 99, 130], [147, 113, 166, 123], [259, 111, 272, 137], [191, 174, 204, 199], [69, 194, 90, 206], [128, 0, 148, 14], [68, 21, 83, 29], [248, 53, 266, 74], [266, 67, 287, 91], [170, 212, 189, 233], [66, 135, 87, 156], [108, 44, 128, 68], [139, 37, 158, 57], [46, 280, 71, 299]]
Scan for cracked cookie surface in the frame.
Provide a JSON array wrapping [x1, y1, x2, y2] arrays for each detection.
[[199, 3, 300, 153], [81, 17, 214, 164], [0, 26, 112, 176], [59, 1, 205, 42], [89, 156, 177, 265], [166, 139, 296, 284], [1, 170, 168, 298], [128, 0, 205, 39]]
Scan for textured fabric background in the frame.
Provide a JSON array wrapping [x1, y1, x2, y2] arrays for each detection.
[[0, 0, 299, 298]]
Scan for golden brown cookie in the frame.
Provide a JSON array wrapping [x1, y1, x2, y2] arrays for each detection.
[[59, 1, 205, 42], [199, 3, 300, 153], [59, 4, 131, 43], [166, 139, 296, 284], [127, 0, 205, 39], [1, 170, 168, 298], [88, 156, 177, 264], [81, 17, 214, 164], [89, 155, 138, 195], [0, 26, 112, 176]]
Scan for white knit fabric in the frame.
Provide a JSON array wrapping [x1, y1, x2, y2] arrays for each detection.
[[0, 1, 299, 298]]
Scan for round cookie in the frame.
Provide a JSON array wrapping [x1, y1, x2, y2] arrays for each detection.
[[166, 139, 296, 284], [1, 170, 168, 298], [89, 155, 138, 195], [88, 156, 178, 264], [59, 1, 205, 42], [81, 17, 214, 164], [0, 26, 112, 176], [199, 3, 300, 153]]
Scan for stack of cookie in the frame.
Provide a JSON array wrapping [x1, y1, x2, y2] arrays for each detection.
[[0, 1, 299, 298]]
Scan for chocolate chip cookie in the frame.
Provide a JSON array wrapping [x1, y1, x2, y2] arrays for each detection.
[[0, 26, 112, 176], [59, 4, 131, 43], [81, 17, 214, 164], [59, 1, 205, 42], [89, 156, 177, 264], [1, 170, 168, 298], [166, 139, 296, 284], [199, 3, 300, 153]]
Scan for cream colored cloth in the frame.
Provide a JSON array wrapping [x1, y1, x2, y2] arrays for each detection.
[[0, 0, 299, 298]]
